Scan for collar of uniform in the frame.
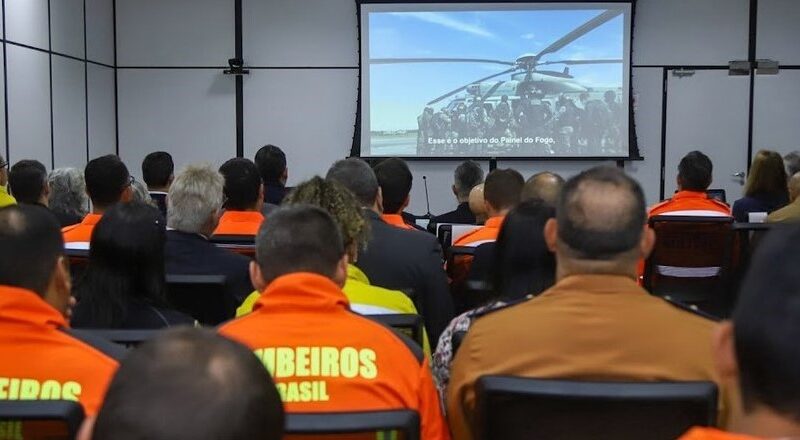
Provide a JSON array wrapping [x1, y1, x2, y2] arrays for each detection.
[[485, 216, 505, 228], [0, 185, 10, 196], [381, 214, 407, 227], [0, 285, 67, 329], [219, 210, 265, 223], [546, 274, 644, 296], [81, 213, 103, 226], [672, 190, 710, 201], [347, 264, 369, 284], [253, 272, 349, 313]]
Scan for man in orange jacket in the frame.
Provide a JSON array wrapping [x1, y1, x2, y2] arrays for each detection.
[[649, 151, 731, 217], [219, 206, 450, 440], [63, 155, 133, 249], [0, 205, 120, 416], [213, 158, 265, 236], [453, 168, 524, 247], [373, 158, 417, 230]]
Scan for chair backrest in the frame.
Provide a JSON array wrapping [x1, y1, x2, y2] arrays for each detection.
[[0, 401, 84, 440], [644, 216, 734, 315], [474, 376, 718, 440], [165, 274, 230, 325], [436, 224, 481, 254], [729, 222, 775, 305], [447, 246, 479, 313], [86, 329, 161, 348], [285, 410, 419, 440], [64, 248, 90, 284], [210, 235, 256, 257], [366, 314, 425, 349]]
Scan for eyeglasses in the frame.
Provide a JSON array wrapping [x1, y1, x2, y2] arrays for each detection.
[[0, 161, 7, 170], [127, 175, 136, 187]]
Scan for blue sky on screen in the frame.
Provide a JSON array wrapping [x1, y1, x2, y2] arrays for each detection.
[[368, 8, 624, 131]]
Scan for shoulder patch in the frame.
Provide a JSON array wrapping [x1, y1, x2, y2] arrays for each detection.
[[470, 295, 533, 320], [660, 296, 721, 322]]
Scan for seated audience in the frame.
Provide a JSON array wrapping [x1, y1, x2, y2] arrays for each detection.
[[87, 328, 284, 440], [468, 183, 486, 224], [48, 168, 88, 227], [130, 180, 154, 206], [454, 168, 524, 247], [8, 159, 49, 207], [733, 150, 789, 222], [0, 153, 15, 208], [784, 150, 800, 179], [165, 164, 252, 306], [432, 160, 484, 225], [63, 155, 133, 249], [374, 158, 416, 230], [218, 206, 449, 439], [0, 205, 120, 416], [254, 144, 289, 208], [650, 151, 731, 217], [213, 158, 265, 236], [680, 225, 800, 440], [141, 151, 173, 217], [327, 158, 454, 344], [447, 167, 730, 440], [767, 172, 800, 223], [71, 202, 194, 329], [434, 199, 556, 403], [521, 171, 564, 205]]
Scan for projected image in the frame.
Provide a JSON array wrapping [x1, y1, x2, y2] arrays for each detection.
[[361, 4, 630, 158]]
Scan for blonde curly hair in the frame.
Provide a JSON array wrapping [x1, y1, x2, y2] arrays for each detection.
[[283, 176, 369, 255]]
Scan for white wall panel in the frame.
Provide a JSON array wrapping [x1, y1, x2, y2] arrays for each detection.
[[118, 69, 235, 176], [87, 65, 116, 159], [753, 70, 800, 159], [243, 68, 357, 185], [243, 0, 358, 67], [627, 67, 664, 205], [51, 0, 85, 59], [6, 46, 51, 167], [757, 0, 800, 65], [86, 0, 115, 65], [116, 0, 233, 66], [5, 0, 49, 49], [633, 0, 749, 66], [52, 56, 87, 168]]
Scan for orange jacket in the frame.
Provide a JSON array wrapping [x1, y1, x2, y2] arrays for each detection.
[[213, 210, 265, 236], [381, 214, 414, 230], [649, 191, 731, 217], [219, 273, 450, 440], [679, 428, 761, 440], [453, 216, 504, 247], [62, 213, 101, 246], [0, 286, 118, 416]]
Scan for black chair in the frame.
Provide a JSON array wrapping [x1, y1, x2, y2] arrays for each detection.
[[367, 314, 425, 349], [447, 246, 481, 313], [285, 410, 419, 440], [165, 274, 231, 325], [474, 376, 718, 440], [210, 235, 256, 258], [64, 248, 90, 284], [729, 222, 775, 304], [436, 224, 480, 256], [643, 216, 734, 318], [0, 401, 85, 440], [87, 329, 161, 348]]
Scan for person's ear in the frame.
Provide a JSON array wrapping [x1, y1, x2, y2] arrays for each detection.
[[712, 322, 739, 387], [332, 254, 348, 289], [249, 261, 267, 293], [44, 256, 72, 317], [640, 225, 656, 260], [281, 168, 288, 184], [77, 416, 95, 440], [375, 187, 384, 213], [120, 186, 133, 203], [401, 194, 410, 212], [452, 185, 458, 197], [256, 184, 265, 210], [544, 218, 558, 253], [168, 173, 174, 187], [676, 175, 682, 192]]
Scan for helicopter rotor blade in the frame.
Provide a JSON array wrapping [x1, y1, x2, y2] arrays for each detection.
[[535, 9, 624, 60], [426, 66, 519, 106], [370, 57, 515, 66], [537, 59, 623, 66], [533, 70, 574, 79], [481, 81, 505, 101]]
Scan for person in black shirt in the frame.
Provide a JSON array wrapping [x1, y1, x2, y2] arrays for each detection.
[[431, 160, 484, 226], [142, 151, 174, 218], [254, 144, 289, 207]]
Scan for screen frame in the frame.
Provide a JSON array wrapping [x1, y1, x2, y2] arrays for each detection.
[[352, 0, 642, 161]]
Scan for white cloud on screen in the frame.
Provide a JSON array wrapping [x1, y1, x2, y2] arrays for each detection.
[[390, 12, 496, 39]]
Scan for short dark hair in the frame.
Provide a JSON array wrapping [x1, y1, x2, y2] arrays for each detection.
[[484, 168, 524, 211], [325, 158, 379, 207], [254, 145, 287, 185], [454, 161, 484, 199], [8, 160, 47, 204], [141, 151, 174, 189], [93, 328, 284, 440], [219, 158, 262, 211], [85, 155, 130, 208], [0, 205, 64, 295], [255, 205, 345, 284], [678, 151, 713, 191], [734, 224, 800, 420], [373, 158, 412, 214], [557, 166, 646, 260]]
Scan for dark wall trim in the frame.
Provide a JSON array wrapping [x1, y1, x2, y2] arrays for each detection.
[[83, 0, 90, 163], [0, 39, 114, 68], [1, 0, 7, 163], [659, 67, 667, 200], [48, 0, 54, 169], [235, 0, 243, 157], [113, 0, 119, 156], [746, 0, 758, 170], [116, 65, 228, 69]]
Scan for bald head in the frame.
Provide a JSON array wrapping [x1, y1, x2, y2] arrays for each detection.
[[522, 172, 565, 205], [790, 172, 800, 203], [469, 183, 486, 223]]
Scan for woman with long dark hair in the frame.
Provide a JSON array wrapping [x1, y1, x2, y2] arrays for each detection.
[[71, 202, 193, 329]]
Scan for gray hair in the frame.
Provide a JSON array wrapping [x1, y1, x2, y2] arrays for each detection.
[[48, 168, 88, 218], [131, 179, 155, 206], [167, 164, 224, 233], [784, 151, 800, 179], [325, 158, 379, 207], [454, 160, 484, 199]]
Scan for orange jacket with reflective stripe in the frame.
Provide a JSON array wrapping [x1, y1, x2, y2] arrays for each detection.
[[381, 214, 414, 230], [61, 213, 101, 245], [649, 191, 732, 217], [0, 286, 118, 416], [678, 428, 761, 440], [213, 210, 265, 236], [218, 273, 450, 440], [453, 216, 504, 247]]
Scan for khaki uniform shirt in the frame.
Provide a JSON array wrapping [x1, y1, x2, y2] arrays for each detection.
[[447, 274, 732, 440], [766, 198, 800, 223]]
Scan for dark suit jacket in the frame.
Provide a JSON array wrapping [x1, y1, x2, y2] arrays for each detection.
[[149, 192, 168, 218], [72, 300, 195, 329], [164, 230, 253, 305], [264, 183, 289, 206], [356, 210, 454, 345], [433, 202, 476, 225]]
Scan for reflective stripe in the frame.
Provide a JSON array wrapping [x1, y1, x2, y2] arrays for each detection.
[[350, 303, 398, 315], [64, 242, 90, 250], [655, 210, 731, 217], [656, 265, 720, 278]]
